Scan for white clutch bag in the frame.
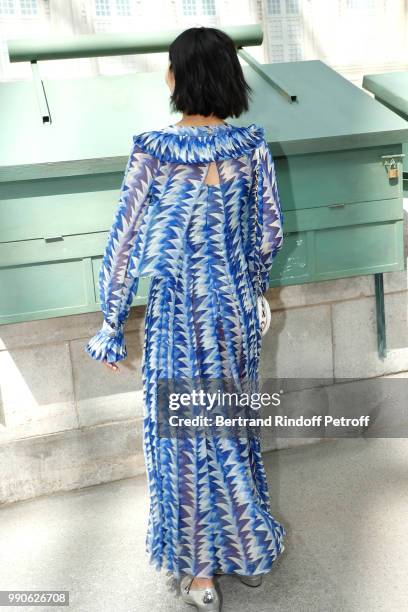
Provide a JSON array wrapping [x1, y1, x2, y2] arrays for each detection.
[[257, 294, 271, 337]]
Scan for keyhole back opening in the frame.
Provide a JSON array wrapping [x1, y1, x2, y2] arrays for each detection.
[[204, 161, 221, 186]]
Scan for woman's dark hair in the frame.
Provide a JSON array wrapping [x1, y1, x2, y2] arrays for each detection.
[[168, 27, 253, 119]]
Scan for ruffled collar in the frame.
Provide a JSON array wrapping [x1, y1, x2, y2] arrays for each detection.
[[132, 122, 265, 163]]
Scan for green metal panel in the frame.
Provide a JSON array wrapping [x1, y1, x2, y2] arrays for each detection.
[[0, 178, 122, 242], [277, 145, 403, 210], [362, 71, 408, 117], [270, 219, 404, 286], [0, 260, 87, 320], [314, 222, 403, 276], [2, 61, 408, 178], [283, 198, 403, 233], [1, 233, 110, 266], [362, 71, 408, 177], [7, 25, 262, 62], [244, 61, 408, 156], [0, 39, 407, 341], [0, 254, 151, 324]]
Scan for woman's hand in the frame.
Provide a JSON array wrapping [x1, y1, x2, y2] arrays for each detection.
[[103, 358, 119, 372]]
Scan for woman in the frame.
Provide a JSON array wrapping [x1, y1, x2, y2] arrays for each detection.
[[85, 26, 285, 612]]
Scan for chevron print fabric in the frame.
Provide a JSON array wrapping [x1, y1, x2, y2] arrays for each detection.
[[85, 122, 286, 578]]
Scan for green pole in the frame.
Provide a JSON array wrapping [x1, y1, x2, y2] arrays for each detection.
[[7, 24, 263, 63]]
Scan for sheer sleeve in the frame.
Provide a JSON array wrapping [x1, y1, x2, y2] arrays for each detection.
[[84, 140, 160, 363], [257, 139, 285, 295]]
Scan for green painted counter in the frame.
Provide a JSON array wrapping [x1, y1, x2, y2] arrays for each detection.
[[1, 54, 407, 358]]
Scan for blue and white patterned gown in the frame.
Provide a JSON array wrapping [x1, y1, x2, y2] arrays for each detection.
[[85, 122, 286, 579]]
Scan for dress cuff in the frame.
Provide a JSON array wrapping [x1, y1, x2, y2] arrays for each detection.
[[84, 320, 127, 363]]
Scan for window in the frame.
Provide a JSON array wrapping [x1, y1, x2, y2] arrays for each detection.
[[0, 0, 38, 15], [182, 0, 197, 15], [267, 0, 281, 14], [115, 0, 130, 17], [95, 0, 110, 17], [202, 0, 215, 16], [269, 43, 285, 62], [288, 44, 302, 60], [94, 0, 134, 18], [266, 0, 303, 62], [0, 0, 14, 13], [285, 0, 299, 14], [20, 0, 37, 14], [181, 0, 217, 17], [287, 18, 301, 40]]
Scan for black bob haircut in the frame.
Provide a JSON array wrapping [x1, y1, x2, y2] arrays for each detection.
[[168, 27, 253, 119]]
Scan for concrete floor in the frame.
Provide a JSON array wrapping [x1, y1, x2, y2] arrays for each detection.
[[0, 438, 407, 612]]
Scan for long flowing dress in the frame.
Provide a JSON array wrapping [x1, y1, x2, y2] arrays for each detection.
[[85, 122, 286, 579]]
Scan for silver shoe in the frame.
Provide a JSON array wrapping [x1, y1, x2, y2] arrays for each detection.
[[180, 575, 221, 611]]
